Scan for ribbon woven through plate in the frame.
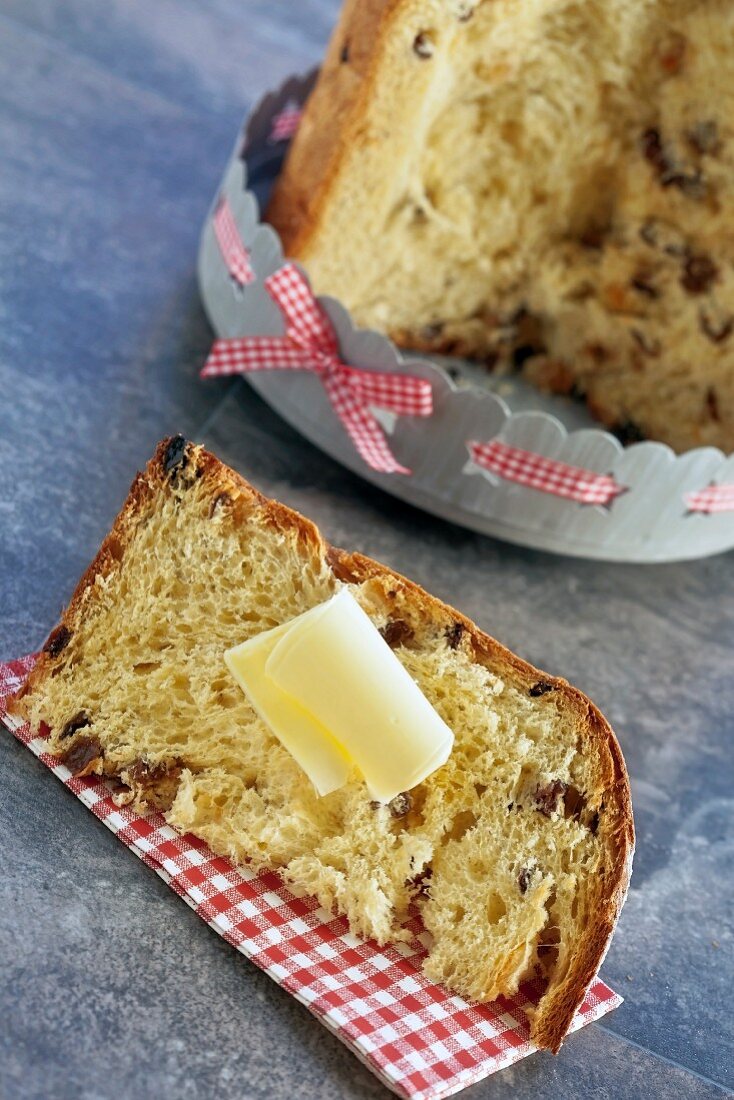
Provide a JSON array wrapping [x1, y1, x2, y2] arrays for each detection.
[[213, 198, 255, 286], [0, 655, 621, 1100], [468, 440, 626, 506], [684, 482, 734, 514], [269, 102, 302, 143], [202, 262, 434, 474]]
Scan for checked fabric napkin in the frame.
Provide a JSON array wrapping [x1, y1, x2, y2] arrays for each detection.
[[0, 654, 620, 1099]]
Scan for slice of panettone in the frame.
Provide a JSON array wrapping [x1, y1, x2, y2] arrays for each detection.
[[12, 437, 633, 1052]]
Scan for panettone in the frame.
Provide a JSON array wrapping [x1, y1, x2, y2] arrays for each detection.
[[267, 0, 734, 452], [13, 438, 633, 1052]]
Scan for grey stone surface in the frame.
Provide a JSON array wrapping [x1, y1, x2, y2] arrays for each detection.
[[0, 2, 732, 1098]]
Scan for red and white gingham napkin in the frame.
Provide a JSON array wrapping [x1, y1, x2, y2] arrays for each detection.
[[0, 654, 620, 1099]]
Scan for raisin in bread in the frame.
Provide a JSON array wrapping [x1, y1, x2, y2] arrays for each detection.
[[12, 438, 633, 1052], [267, 0, 734, 453]]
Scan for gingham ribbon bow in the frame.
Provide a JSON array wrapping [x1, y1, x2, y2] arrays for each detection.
[[202, 263, 433, 473], [468, 440, 626, 506]]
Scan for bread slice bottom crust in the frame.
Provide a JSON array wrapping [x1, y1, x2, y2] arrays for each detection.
[[12, 438, 633, 1052]]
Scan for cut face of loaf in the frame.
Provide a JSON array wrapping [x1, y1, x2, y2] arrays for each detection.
[[267, 0, 734, 453], [13, 438, 633, 1053]]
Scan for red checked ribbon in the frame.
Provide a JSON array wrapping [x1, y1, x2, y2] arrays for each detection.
[[468, 440, 626, 506], [213, 197, 255, 286], [202, 263, 433, 473], [269, 104, 302, 143], [685, 483, 734, 514]]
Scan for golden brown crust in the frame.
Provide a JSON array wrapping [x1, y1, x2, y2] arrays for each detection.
[[533, 703, 633, 1051], [266, 0, 404, 257], [266, 3, 512, 365], [12, 437, 633, 1053]]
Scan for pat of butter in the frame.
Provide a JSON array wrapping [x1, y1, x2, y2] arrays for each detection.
[[224, 589, 454, 801]]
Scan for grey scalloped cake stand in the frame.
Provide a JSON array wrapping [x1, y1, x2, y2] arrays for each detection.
[[197, 72, 734, 563]]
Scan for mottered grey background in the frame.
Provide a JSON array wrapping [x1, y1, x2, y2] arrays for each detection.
[[0, 2, 731, 1098]]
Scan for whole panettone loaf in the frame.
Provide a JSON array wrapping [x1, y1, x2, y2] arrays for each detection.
[[13, 438, 633, 1052], [267, 0, 734, 453]]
